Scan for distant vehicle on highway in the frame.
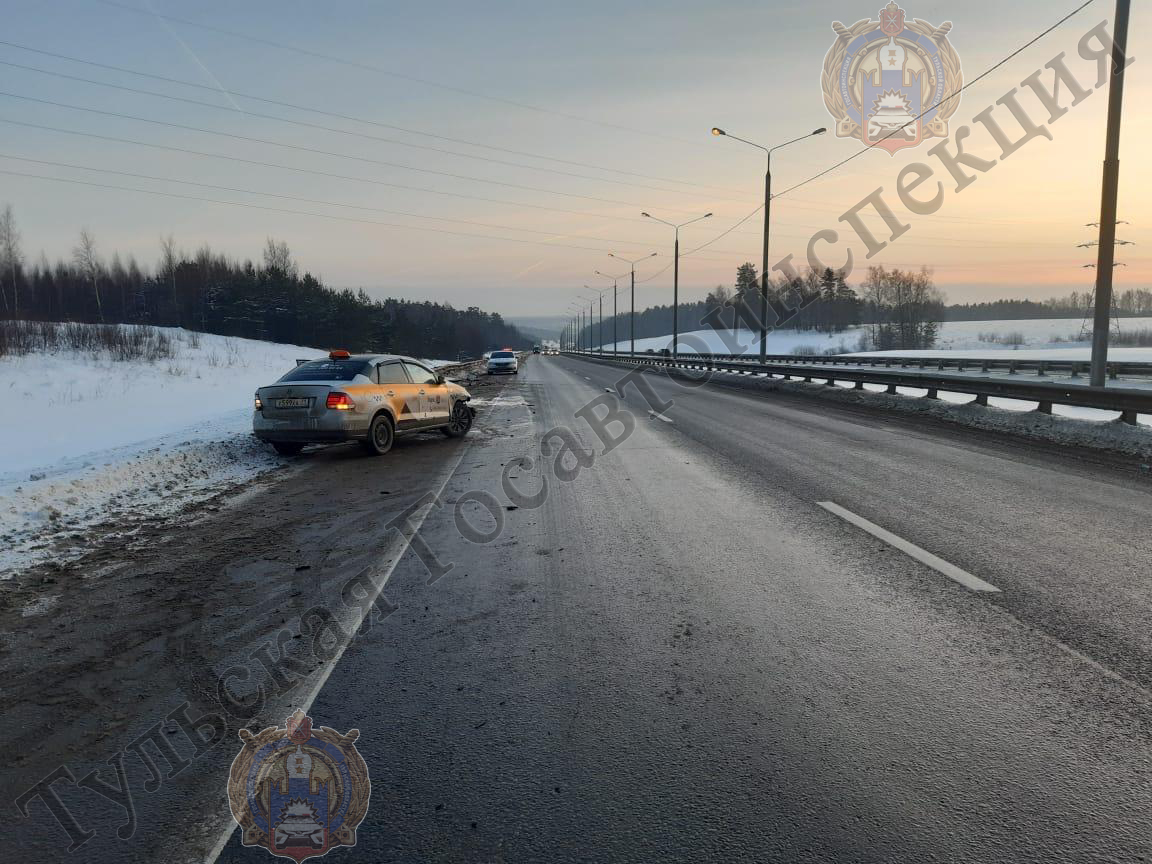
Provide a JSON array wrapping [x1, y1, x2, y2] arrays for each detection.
[[253, 350, 474, 456], [532, 345, 541, 354], [487, 350, 519, 375]]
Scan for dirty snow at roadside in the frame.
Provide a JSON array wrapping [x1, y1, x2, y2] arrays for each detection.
[[0, 327, 324, 575]]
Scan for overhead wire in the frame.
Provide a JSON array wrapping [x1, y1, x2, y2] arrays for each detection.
[[0, 38, 748, 194], [0, 56, 751, 202], [0, 166, 657, 255], [0, 117, 673, 226], [0, 90, 714, 213], [0, 152, 663, 248]]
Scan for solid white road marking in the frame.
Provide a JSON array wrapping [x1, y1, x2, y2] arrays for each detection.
[[204, 435, 478, 862], [816, 501, 1001, 593]]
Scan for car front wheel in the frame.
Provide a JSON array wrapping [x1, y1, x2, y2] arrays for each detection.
[[361, 413, 395, 455], [442, 401, 473, 437]]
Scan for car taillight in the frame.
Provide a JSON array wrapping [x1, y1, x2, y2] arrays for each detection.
[[326, 392, 355, 410], [254, 394, 263, 411]]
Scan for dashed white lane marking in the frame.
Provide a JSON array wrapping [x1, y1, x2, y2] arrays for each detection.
[[817, 501, 1001, 593], [647, 410, 674, 423]]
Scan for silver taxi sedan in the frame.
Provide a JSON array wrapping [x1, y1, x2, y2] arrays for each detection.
[[253, 350, 474, 456]]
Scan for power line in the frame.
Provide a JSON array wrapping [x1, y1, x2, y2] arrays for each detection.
[[0, 152, 656, 247], [0, 89, 712, 213], [773, 0, 1100, 200], [661, 0, 1102, 271], [92, 0, 724, 152], [0, 38, 747, 194], [0, 56, 750, 202], [0, 166, 658, 255], [0, 116, 663, 226]]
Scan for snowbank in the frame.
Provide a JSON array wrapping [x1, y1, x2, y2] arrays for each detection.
[[0, 326, 461, 575]]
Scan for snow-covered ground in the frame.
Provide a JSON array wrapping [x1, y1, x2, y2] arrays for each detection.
[[597, 317, 1152, 360], [592, 317, 1152, 430], [0, 325, 457, 575], [0, 328, 323, 573]]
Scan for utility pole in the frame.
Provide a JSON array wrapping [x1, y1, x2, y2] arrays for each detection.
[[1090, 0, 1132, 387]]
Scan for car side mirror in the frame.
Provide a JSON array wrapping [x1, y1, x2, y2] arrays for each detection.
[[436, 374, 446, 384]]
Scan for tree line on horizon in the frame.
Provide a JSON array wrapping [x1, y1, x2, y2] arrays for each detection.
[[577, 263, 944, 351], [573, 259, 1152, 351], [0, 206, 529, 358]]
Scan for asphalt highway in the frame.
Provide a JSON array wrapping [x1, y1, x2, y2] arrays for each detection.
[[207, 354, 1152, 863]]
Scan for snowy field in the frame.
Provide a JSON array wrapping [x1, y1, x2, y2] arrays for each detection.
[[593, 317, 1152, 430], [597, 317, 1152, 361], [0, 325, 454, 574]]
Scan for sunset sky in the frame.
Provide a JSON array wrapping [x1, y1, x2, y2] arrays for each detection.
[[1, 0, 1148, 316]]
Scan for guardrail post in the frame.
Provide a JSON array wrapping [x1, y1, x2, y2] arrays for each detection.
[[854, 380, 865, 390], [1120, 409, 1138, 425], [825, 377, 836, 387], [1109, 364, 1118, 380], [1036, 400, 1053, 414], [1070, 363, 1081, 378], [958, 360, 966, 373], [886, 384, 898, 394], [1037, 362, 1048, 377], [974, 394, 989, 406], [925, 388, 939, 399], [1009, 362, 1017, 375], [981, 361, 990, 373]]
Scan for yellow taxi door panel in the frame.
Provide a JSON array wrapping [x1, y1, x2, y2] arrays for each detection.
[[403, 362, 443, 425], [377, 362, 422, 429]]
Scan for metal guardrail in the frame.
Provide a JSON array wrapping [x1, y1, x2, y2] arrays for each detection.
[[575, 349, 1152, 380], [562, 350, 1152, 424]]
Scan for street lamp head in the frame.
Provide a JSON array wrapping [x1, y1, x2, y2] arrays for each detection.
[[813, 127, 827, 135], [704, 212, 713, 218], [649, 252, 658, 258], [712, 127, 726, 136], [641, 212, 652, 218]]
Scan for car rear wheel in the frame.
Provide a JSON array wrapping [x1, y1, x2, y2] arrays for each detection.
[[442, 401, 473, 437], [361, 413, 395, 456], [271, 442, 304, 456]]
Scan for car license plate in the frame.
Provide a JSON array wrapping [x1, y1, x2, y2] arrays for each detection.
[[276, 398, 310, 408]]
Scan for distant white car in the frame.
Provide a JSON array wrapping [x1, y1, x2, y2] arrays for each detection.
[[487, 350, 519, 375]]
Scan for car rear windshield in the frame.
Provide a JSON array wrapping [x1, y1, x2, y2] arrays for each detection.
[[492, 351, 515, 358], [278, 359, 372, 382]]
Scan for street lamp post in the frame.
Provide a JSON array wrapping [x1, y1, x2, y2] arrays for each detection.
[[641, 213, 712, 356], [712, 126, 826, 363], [608, 252, 657, 356], [595, 269, 627, 355], [580, 289, 599, 355]]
